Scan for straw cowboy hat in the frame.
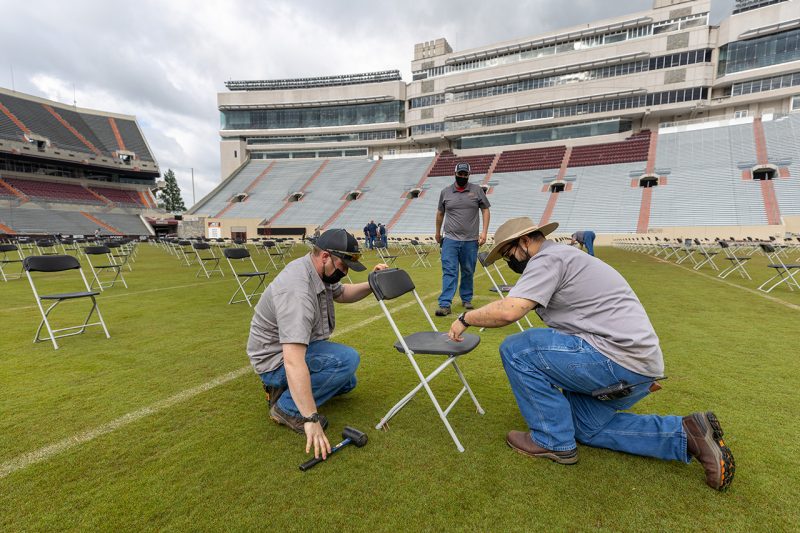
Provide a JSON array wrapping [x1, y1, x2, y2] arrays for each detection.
[[484, 217, 559, 265]]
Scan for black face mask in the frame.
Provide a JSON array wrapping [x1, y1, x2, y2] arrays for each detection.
[[506, 246, 530, 275], [455, 176, 469, 188], [322, 258, 347, 284]]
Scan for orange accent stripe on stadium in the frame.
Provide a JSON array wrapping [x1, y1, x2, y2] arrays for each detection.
[[138, 190, 154, 208], [760, 180, 782, 225], [0, 222, 16, 234], [84, 186, 113, 206], [752, 117, 769, 166], [265, 159, 329, 226], [108, 117, 127, 152], [645, 130, 658, 175], [0, 177, 29, 202], [387, 153, 440, 231], [636, 187, 653, 233], [42, 104, 102, 156], [0, 102, 30, 135], [80, 211, 122, 235], [215, 162, 277, 218], [539, 146, 572, 226], [321, 159, 382, 231], [481, 153, 500, 186]]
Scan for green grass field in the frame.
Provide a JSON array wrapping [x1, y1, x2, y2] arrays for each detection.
[[1, 242, 799, 532]]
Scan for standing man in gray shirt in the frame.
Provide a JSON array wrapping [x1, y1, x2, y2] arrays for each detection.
[[434, 162, 491, 316], [447, 217, 735, 491], [247, 229, 388, 460]]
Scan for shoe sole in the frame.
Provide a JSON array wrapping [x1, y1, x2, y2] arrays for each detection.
[[697, 411, 735, 491], [506, 437, 578, 465], [269, 409, 329, 435]]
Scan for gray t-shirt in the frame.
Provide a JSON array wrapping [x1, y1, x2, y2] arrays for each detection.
[[508, 240, 663, 377], [571, 231, 585, 243], [438, 182, 490, 241], [246, 254, 343, 374]]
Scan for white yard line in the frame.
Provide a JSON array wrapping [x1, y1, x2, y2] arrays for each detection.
[[0, 287, 443, 479]]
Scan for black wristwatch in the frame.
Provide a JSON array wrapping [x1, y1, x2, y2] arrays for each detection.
[[302, 412, 321, 424], [457, 312, 471, 328]]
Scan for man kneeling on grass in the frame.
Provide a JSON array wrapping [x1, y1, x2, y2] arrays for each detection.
[[246, 229, 388, 460], [447, 217, 735, 491]]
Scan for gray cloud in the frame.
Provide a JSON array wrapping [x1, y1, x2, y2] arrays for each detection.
[[0, 0, 736, 205]]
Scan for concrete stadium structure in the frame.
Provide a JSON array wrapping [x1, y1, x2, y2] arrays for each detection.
[[192, 0, 800, 242]]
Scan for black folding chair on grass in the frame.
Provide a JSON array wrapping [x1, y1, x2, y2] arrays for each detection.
[[84, 245, 127, 290], [410, 239, 432, 268], [193, 242, 224, 278], [757, 243, 800, 293], [692, 239, 719, 271], [23, 255, 110, 349], [374, 244, 399, 266], [0, 244, 24, 281], [369, 268, 484, 452], [263, 240, 288, 270], [223, 248, 268, 306], [717, 240, 752, 280]]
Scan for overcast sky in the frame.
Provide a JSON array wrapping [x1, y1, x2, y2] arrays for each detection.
[[0, 0, 735, 207]]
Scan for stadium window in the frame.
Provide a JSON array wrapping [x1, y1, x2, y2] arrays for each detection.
[[234, 150, 237, 158], [792, 95, 800, 111], [734, 108, 749, 119]]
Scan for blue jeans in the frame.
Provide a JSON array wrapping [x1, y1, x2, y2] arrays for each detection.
[[259, 340, 359, 417], [583, 231, 596, 256], [499, 328, 688, 462], [438, 238, 478, 308]]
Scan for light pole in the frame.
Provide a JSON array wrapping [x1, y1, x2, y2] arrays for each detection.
[[191, 167, 195, 205]]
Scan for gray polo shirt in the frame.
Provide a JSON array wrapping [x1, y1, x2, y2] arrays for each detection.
[[571, 231, 585, 243], [247, 254, 343, 374], [508, 240, 663, 377], [438, 182, 490, 241]]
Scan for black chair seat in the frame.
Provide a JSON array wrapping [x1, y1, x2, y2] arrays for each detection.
[[489, 284, 514, 293], [394, 331, 480, 356], [238, 271, 269, 277], [40, 291, 99, 300], [95, 264, 121, 269], [0, 258, 22, 263], [767, 264, 800, 269], [724, 257, 751, 261]]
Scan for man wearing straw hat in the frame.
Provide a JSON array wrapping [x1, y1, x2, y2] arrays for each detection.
[[446, 216, 735, 491]]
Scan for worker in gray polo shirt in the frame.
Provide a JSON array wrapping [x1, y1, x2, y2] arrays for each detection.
[[570, 230, 597, 256], [247, 229, 388, 460], [447, 217, 735, 491], [434, 162, 491, 316]]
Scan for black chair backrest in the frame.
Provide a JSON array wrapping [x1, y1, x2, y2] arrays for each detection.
[[224, 248, 251, 259], [369, 268, 415, 301], [477, 251, 489, 267], [718, 240, 729, 249], [24, 255, 81, 272], [193, 242, 211, 250], [0, 244, 18, 252], [106, 242, 121, 248], [84, 246, 111, 255], [760, 243, 776, 253], [37, 240, 55, 247]]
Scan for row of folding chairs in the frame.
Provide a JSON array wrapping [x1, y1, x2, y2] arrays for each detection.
[[615, 236, 800, 293]]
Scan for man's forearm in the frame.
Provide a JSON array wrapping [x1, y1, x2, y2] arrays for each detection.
[[481, 208, 490, 234], [435, 211, 444, 234], [463, 298, 532, 328], [337, 282, 373, 303], [283, 344, 316, 417]]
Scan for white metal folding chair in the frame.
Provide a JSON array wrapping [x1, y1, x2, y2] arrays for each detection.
[[0, 244, 24, 281], [692, 239, 719, 271], [369, 268, 484, 452], [757, 243, 800, 293], [717, 240, 752, 280], [84, 245, 128, 290], [193, 242, 224, 278], [23, 255, 110, 349], [374, 244, 399, 266], [263, 240, 287, 270], [223, 247, 268, 306], [477, 252, 532, 332], [410, 239, 432, 268]]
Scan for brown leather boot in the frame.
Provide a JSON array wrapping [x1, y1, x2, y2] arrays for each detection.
[[261, 382, 286, 409], [506, 431, 578, 465], [683, 412, 735, 491], [270, 404, 329, 435]]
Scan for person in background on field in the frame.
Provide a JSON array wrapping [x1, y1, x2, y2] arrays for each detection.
[[379, 222, 387, 248], [367, 220, 378, 250], [363, 223, 371, 250], [570, 230, 596, 256]]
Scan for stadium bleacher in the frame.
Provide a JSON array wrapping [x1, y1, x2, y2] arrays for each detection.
[[5, 178, 103, 205]]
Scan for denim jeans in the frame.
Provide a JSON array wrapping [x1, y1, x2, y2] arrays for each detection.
[[584, 231, 596, 256], [259, 340, 360, 417], [438, 238, 478, 308], [499, 328, 688, 462]]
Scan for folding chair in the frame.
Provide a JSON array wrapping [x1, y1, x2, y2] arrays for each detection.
[[105, 241, 133, 272], [84, 245, 127, 290], [675, 239, 698, 266], [369, 268, 484, 452], [374, 244, 399, 266], [410, 239, 431, 268], [263, 240, 287, 270], [477, 252, 532, 332], [193, 242, 224, 278], [692, 239, 719, 271], [223, 248, 268, 306], [177, 240, 196, 266], [757, 243, 800, 293], [23, 255, 110, 349], [717, 240, 752, 280], [0, 244, 24, 281], [36, 240, 59, 256]]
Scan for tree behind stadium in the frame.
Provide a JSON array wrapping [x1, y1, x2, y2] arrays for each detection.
[[159, 169, 186, 212]]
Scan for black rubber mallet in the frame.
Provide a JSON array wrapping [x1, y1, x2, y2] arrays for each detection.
[[299, 426, 368, 472]]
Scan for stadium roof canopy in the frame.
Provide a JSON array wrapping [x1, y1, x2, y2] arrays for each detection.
[[224, 70, 403, 91]]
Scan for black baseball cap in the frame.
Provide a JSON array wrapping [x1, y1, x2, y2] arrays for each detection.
[[315, 229, 366, 271], [455, 162, 471, 175]]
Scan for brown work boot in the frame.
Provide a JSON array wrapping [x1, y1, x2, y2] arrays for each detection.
[[269, 404, 328, 435], [434, 306, 451, 316], [262, 382, 286, 409], [506, 430, 578, 465], [683, 412, 735, 491], [463, 301, 474, 310]]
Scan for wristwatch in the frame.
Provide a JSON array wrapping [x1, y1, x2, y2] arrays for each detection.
[[457, 312, 471, 328], [302, 412, 321, 424]]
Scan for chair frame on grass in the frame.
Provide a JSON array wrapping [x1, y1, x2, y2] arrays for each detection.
[[223, 247, 268, 306], [409, 239, 432, 268], [374, 244, 399, 266], [369, 268, 484, 453], [23, 255, 110, 349], [757, 243, 800, 293], [0, 244, 24, 281], [193, 242, 225, 278], [477, 252, 532, 332], [83, 245, 128, 290], [717, 240, 752, 280], [263, 240, 288, 270]]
